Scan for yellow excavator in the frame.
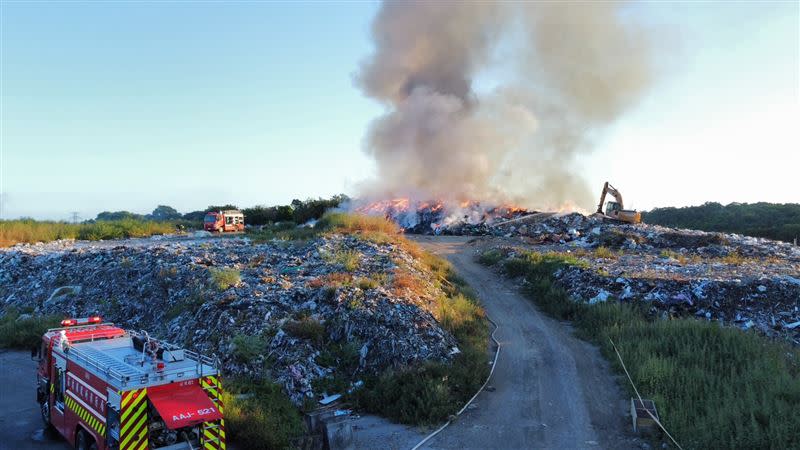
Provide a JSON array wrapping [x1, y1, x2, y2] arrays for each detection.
[[596, 181, 642, 224]]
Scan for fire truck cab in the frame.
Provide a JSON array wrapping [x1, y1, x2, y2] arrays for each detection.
[[35, 317, 225, 450], [203, 210, 244, 233]]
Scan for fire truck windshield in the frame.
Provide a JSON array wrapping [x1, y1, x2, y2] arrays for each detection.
[[204, 215, 218, 222]]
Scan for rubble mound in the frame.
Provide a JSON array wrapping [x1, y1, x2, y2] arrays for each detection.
[[0, 235, 457, 403], [491, 213, 800, 344]]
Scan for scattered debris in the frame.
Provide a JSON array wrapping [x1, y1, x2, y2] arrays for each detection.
[[0, 234, 458, 403], [319, 394, 343, 405], [631, 398, 659, 434], [486, 212, 800, 345]]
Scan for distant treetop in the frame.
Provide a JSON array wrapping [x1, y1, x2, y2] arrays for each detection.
[[643, 202, 800, 243]]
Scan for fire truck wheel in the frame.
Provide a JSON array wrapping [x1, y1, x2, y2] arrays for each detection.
[[75, 429, 96, 450], [40, 400, 51, 427]]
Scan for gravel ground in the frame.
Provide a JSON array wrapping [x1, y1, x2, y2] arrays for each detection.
[[412, 236, 641, 450]]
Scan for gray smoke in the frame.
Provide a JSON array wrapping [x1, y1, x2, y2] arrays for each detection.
[[356, 1, 652, 210]]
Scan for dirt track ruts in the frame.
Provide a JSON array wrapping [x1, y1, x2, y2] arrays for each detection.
[[412, 236, 637, 450]]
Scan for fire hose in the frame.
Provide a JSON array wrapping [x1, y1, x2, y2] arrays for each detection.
[[410, 314, 501, 450]]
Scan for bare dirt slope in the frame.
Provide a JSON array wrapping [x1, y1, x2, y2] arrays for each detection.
[[412, 236, 638, 450]]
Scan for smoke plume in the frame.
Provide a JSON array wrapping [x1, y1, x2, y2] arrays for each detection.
[[356, 1, 651, 210]]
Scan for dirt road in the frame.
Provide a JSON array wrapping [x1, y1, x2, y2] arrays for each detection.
[[413, 236, 637, 450]]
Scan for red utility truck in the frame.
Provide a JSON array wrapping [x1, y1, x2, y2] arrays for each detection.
[[203, 210, 244, 233], [34, 317, 226, 450]]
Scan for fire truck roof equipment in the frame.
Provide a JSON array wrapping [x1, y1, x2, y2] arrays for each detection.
[[46, 326, 218, 390]]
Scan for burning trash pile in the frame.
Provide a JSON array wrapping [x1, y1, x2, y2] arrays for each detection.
[[354, 198, 533, 235], [0, 235, 458, 403], [486, 213, 800, 344]]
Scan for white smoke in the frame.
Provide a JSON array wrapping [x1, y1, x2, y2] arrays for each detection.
[[356, 1, 652, 210]]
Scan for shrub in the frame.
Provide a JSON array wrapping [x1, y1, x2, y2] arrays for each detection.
[[477, 249, 505, 266], [0, 308, 62, 349], [720, 249, 746, 265], [356, 276, 379, 290], [593, 246, 614, 259], [223, 379, 305, 450], [209, 267, 241, 291], [283, 317, 326, 345], [332, 250, 360, 272], [231, 334, 268, 363]]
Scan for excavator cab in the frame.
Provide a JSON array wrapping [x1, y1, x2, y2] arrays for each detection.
[[605, 201, 622, 216]]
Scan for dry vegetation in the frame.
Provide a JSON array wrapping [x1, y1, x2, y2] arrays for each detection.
[[0, 219, 178, 247]]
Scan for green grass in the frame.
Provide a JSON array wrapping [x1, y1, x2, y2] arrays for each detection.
[[0, 219, 181, 247], [593, 246, 615, 259], [482, 249, 800, 449], [477, 248, 505, 266], [223, 378, 305, 450], [0, 307, 62, 349], [330, 249, 360, 272], [209, 267, 241, 291]]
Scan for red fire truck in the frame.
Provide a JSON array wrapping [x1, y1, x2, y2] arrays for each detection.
[[203, 210, 244, 233], [34, 317, 226, 450]]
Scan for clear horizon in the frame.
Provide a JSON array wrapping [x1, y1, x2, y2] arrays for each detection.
[[1, 1, 798, 221]]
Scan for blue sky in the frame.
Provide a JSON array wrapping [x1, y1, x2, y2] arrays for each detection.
[[1, 1, 797, 220]]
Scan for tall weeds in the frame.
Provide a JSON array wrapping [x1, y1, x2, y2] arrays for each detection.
[[482, 249, 800, 449]]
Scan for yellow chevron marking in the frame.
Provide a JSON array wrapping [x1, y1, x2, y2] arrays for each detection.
[[136, 438, 148, 450], [121, 401, 147, 435], [120, 417, 147, 449], [121, 389, 146, 421], [65, 395, 106, 437], [121, 391, 133, 409]]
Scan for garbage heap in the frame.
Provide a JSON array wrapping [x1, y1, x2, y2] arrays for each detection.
[[0, 235, 458, 403], [492, 213, 800, 344]]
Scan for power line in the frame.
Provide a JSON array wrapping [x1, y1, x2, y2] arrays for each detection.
[[70, 212, 80, 224]]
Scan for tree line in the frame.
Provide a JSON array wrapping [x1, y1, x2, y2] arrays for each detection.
[[92, 194, 350, 227], [643, 202, 800, 243]]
